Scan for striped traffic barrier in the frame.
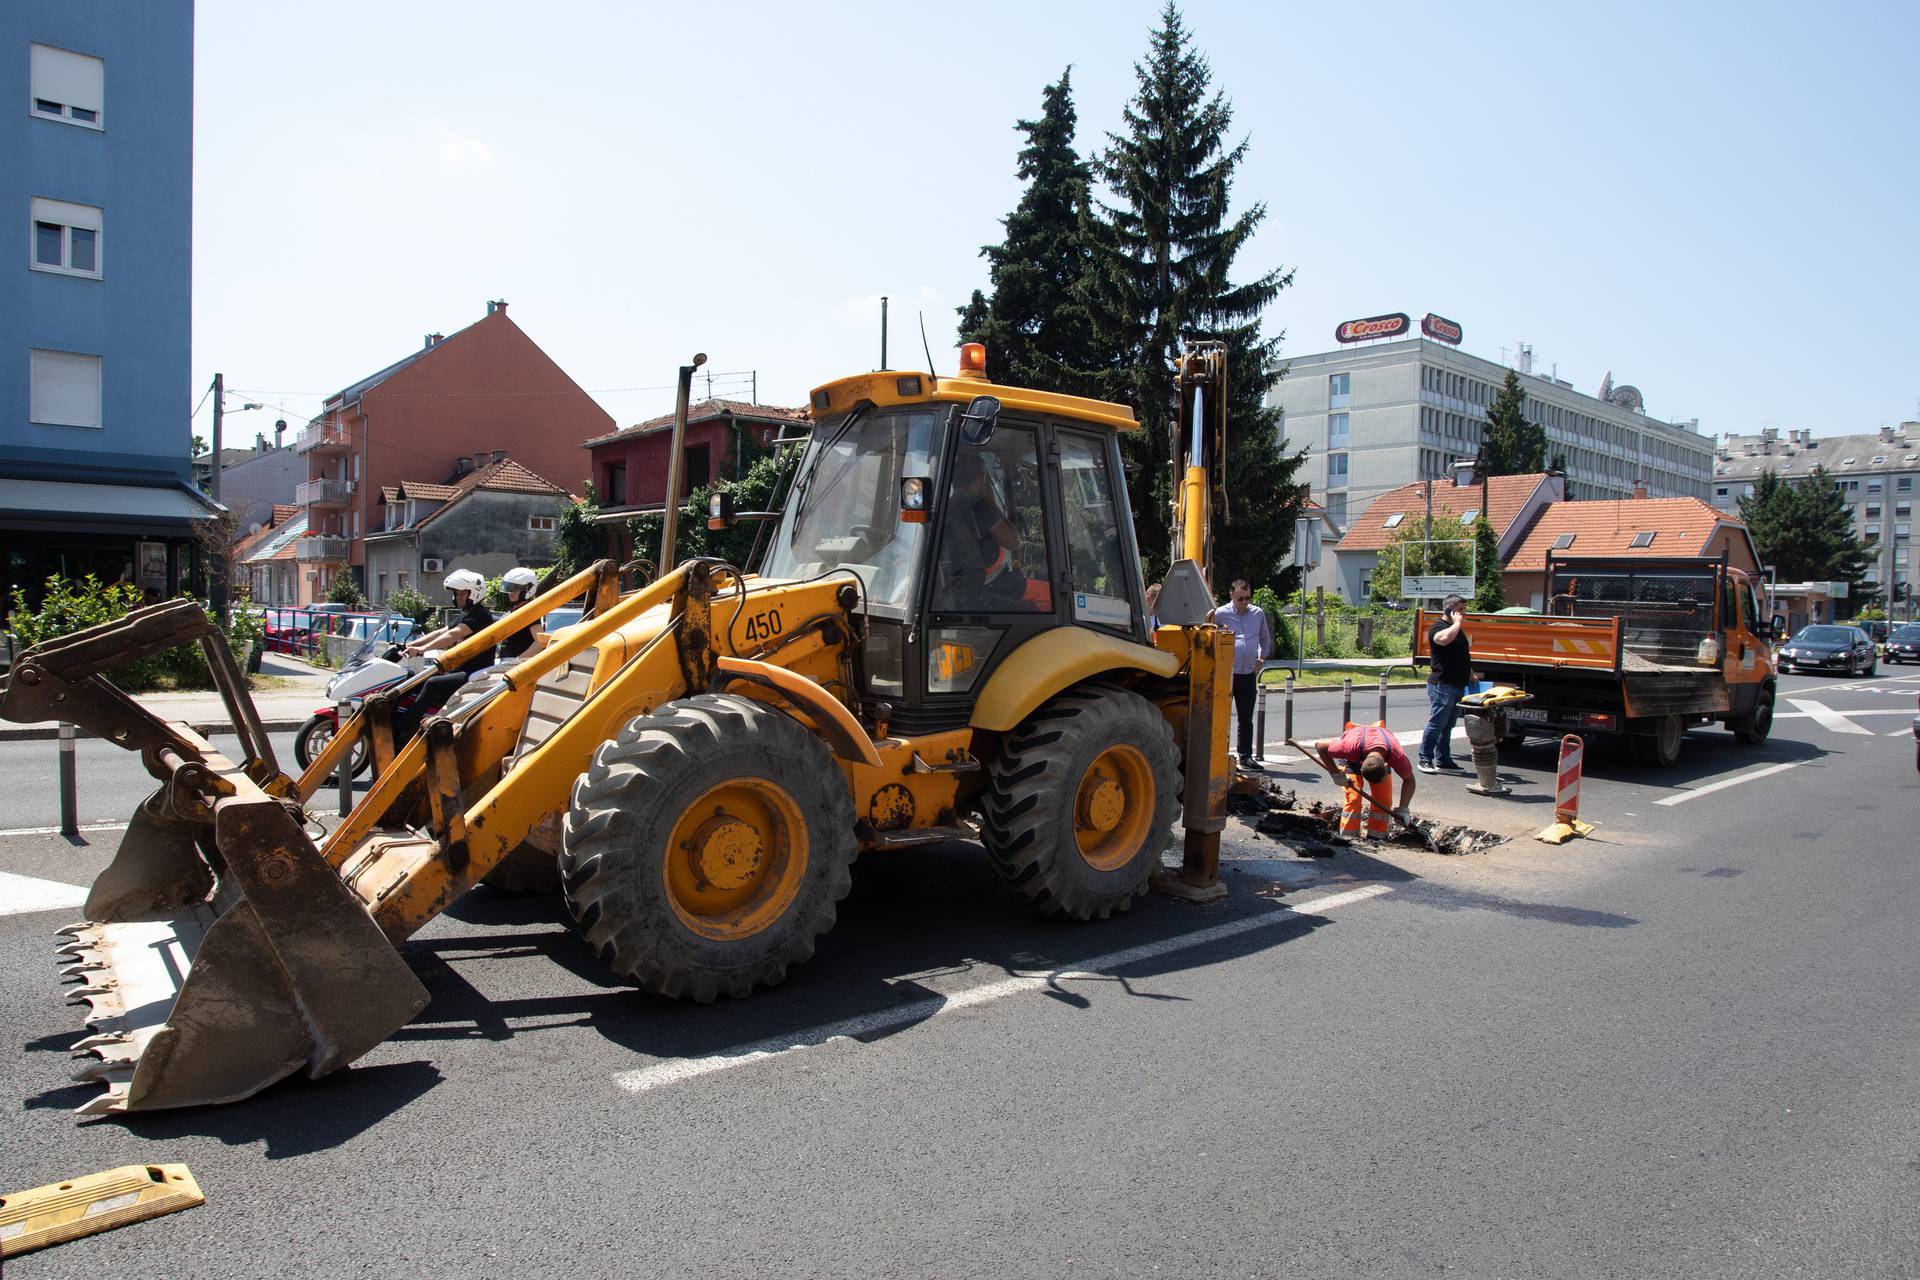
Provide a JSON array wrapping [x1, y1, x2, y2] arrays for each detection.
[[1537, 733, 1596, 844]]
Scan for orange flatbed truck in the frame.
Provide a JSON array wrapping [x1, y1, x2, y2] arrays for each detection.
[[1415, 553, 1779, 768]]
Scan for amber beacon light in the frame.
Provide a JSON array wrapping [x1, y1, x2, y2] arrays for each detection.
[[958, 342, 988, 377]]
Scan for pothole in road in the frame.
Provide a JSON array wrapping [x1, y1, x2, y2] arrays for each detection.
[[1227, 781, 1503, 858]]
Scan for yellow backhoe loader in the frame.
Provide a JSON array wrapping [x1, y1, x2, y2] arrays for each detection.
[[1, 341, 1238, 1115]]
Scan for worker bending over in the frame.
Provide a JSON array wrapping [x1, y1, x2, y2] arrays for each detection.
[[1294, 723, 1417, 837]]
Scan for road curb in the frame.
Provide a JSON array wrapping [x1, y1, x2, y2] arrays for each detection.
[[0, 718, 309, 743]]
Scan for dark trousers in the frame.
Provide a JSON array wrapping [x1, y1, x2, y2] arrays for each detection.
[[1232, 671, 1258, 758], [390, 671, 470, 743]]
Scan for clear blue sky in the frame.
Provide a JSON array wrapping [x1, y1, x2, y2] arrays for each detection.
[[191, 0, 1920, 454]]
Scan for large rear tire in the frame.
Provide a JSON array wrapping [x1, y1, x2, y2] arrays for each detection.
[[980, 686, 1179, 920], [1731, 685, 1774, 745], [559, 694, 857, 1002]]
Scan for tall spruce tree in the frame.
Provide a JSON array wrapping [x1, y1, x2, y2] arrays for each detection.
[[1080, 3, 1304, 587], [1479, 369, 1546, 476], [1739, 466, 1876, 600], [956, 70, 1099, 392]]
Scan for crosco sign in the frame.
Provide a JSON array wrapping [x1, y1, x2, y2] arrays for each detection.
[[1334, 313, 1410, 343], [1421, 313, 1463, 345]]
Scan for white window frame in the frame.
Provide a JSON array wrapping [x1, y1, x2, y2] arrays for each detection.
[[28, 348, 103, 428], [30, 198, 103, 279], [528, 514, 557, 532], [1326, 412, 1350, 449], [29, 44, 104, 129]]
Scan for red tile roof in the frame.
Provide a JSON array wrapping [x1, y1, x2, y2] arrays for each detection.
[[582, 398, 808, 447], [1504, 497, 1746, 571], [378, 456, 573, 531], [1337, 473, 1552, 552]]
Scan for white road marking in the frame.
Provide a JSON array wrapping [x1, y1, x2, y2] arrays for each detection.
[[1784, 699, 1874, 735], [0, 822, 129, 838], [0, 869, 88, 917], [1890, 727, 1916, 737], [1654, 761, 1806, 806], [612, 883, 1395, 1095]]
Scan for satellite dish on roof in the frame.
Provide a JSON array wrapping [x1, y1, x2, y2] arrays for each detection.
[[1608, 384, 1645, 412]]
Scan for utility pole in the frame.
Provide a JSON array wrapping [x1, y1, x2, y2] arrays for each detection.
[[209, 373, 228, 618]]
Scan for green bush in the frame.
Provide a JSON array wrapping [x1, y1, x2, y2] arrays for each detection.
[[325, 574, 369, 610], [386, 586, 433, 626], [2, 574, 256, 692]]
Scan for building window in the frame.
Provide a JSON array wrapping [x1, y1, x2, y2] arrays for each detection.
[[1864, 528, 1879, 544], [604, 462, 626, 505], [1899, 501, 1912, 518], [529, 514, 556, 532], [1897, 546, 1910, 566], [29, 44, 103, 128], [1866, 504, 1882, 519], [1899, 523, 1912, 540], [28, 349, 102, 427], [1715, 486, 1728, 498], [1327, 452, 1348, 485], [1328, 372, 1350, 409], [1898, 477, 1912, 492], [1327, 412, 1350, 448], [1324, 492, 1347, 525], [1869, 479, 1883, 494], [29, 198, 102, 278], [683, 444, 711, 491]]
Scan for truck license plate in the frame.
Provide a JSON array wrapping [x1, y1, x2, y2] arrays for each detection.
[[1506, 707, 1549, 722]]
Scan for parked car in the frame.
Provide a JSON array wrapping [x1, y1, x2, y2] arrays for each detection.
[[1776, 624, 1877, 676], [337, 615, 416, 646], [1884, 622, 1920, 664]]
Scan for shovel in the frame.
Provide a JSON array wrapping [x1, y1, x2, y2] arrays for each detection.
[[1287, 737, 1437, 850]]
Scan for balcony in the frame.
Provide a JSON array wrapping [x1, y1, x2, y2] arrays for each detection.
[[295, 421, 349, 454], [296, 478, 354, 507], [294, 534, 350, 563]]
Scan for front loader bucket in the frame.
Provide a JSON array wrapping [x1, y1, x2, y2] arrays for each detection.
[[1, 602, 428, 1115], [57, 758, 428, 1115]]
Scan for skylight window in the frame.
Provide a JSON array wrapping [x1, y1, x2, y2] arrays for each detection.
[[1841, 457, 1856, 465], [1552, 533, 1577, 550], [1382, 513, 1405, 529], [1871, 456, 1887, 465], [1631, 531, 1657, 548], [1460, 509, 1479, 523]]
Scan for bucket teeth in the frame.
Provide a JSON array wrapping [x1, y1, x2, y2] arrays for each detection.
[[54, 921, 91, 938], [75, 1082, 131, 1117], [72, 1032, 131, 1053], [71, 1059, 135, 1085], [66, 982, 114, 1001], [60, 959, 107, 979]]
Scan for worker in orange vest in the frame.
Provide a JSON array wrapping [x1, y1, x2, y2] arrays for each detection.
[[1293, 723, 1417, 838]]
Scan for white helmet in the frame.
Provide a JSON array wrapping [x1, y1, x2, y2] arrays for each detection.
[[444, 568, 486, 596], [502, 566, 539, 594]]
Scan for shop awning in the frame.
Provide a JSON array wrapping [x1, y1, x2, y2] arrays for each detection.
[[0, 478, 223, 531]]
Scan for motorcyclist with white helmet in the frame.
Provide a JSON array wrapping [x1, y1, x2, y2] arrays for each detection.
[[392, 568, 497, 740], [496, 566, 549, 661]]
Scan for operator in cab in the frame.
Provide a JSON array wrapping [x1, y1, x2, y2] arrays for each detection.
[[392, 569, 495, 740], [941, 449, 1023, 607]]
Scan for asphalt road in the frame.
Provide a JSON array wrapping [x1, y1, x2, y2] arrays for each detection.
[[1, 670, 1916, 1277]]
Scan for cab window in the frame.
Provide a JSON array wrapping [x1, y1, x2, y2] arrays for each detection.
[[1057, 431, 1133, 629], [932, 426, 1053, 613]]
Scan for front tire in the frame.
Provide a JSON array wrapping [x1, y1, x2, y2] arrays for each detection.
[[293, 712, 370, 778], [980, 686, 1180, 920], [1731, 685, 1774, 745], [559, 694, 857, 1002]]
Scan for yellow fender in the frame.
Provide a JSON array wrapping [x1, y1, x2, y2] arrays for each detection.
[[969, 628, 1180, 732]]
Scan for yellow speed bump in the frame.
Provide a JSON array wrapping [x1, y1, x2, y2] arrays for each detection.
[[0, 1163, 203, 1258]]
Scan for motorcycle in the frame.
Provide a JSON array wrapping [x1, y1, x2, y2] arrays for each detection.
[[292, 642, 425, 777]]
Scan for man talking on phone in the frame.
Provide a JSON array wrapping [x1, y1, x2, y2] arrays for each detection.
[[1422, 593, 1472, 773]]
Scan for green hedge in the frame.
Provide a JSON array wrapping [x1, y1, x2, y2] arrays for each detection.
[[4, 574, 262, 692]]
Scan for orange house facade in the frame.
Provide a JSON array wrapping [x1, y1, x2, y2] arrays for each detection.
[[291, 301, 612, 602]]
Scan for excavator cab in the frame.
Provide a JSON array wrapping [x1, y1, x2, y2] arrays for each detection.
[[2, 342, 1235, 1116]]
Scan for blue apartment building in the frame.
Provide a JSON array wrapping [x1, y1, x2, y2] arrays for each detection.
[[1, 1, 209, 609]]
